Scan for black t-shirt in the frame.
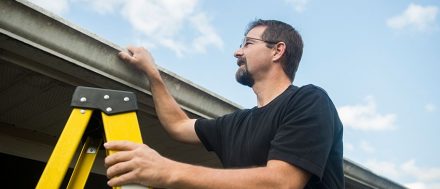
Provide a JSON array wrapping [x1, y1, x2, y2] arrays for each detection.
[[195, 85, 344, 188]]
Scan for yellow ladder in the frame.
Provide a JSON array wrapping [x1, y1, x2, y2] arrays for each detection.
[[36, 86, 149, 189]]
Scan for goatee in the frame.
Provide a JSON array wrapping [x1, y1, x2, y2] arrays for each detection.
[[235, 58, 254, 87]]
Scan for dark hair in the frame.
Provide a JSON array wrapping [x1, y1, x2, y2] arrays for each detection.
[[245, 19, 303, 82]]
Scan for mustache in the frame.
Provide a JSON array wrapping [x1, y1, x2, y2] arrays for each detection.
[[237, 58, 246, 66]]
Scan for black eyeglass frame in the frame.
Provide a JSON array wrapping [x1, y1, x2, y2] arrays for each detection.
[[240, 37, 279, 48]]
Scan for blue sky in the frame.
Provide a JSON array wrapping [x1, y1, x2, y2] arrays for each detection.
[[28, 0, 440, 188]]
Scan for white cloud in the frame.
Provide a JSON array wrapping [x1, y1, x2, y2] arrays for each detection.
[[117, 0, 223, 56], [425, 103, 437, 112], [121, 0, 196, 37], [284, 0, 309, 13], [402, 160, 440, 182], [360, 140, 375, 154], [405, 182, 440, 189], [365, 159, 440, 189], [405, 182, 428, 189], [46, 0, 223, 56], [387, 3, 439, 32], [365, 159, 401, 179], [190, 13, 224, 53], [160, 38, 188, 57], [27, 0, 70, 15], [338, 96, 397, 131]]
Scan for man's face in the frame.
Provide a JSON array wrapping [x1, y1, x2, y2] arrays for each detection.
[[234, 26, 274, 87]]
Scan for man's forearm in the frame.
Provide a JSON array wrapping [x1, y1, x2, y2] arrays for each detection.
[[145, 71, 198, 143], [105, 142, 309, 188], [147, 71, 187, 125], [166, 160, 309, 189]]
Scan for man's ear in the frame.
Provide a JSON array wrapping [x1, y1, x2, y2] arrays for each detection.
[[272, 42, 286, 62]]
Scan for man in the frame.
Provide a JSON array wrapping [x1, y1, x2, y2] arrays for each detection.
[[105, 19, 344, 189]]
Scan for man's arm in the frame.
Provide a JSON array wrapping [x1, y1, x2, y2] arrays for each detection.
[[119, 46, 199, 144], [104, 141, 311, 189]]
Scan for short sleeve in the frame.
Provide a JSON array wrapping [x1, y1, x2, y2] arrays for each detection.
[[195, 118, 219, 152], [268, 86, 336, 179]]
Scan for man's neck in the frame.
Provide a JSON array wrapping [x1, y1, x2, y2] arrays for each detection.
[[252, 77, 292, 108]]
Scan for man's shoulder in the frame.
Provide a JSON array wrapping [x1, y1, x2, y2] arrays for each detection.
[[296, 84, 328, 94], [219, 108, 253, 120], [289, 84, 330, 100]]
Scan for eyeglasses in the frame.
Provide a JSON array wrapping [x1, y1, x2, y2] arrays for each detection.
[[240, 37, 278, 48]]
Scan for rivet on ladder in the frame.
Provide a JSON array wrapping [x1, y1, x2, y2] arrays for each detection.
[[86, 147, 96, 153]]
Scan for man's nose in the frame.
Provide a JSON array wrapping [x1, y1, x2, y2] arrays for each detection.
[[234, 47, 243, 58]]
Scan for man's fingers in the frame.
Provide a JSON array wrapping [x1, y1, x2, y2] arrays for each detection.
[[104, 141, 138, 151], [104, 150, 132, 168], [104, 141, 138, 167], [118, 51, 134, 63], [106, 158, 134, 178], [126, 46, 136, 55], [122, 46, 139, 60], [107, 169, 138, 187]]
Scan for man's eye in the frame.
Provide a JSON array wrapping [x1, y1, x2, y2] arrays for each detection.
[[240, 40, 253, 48]]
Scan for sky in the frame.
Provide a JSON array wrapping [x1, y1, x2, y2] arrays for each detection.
[[27, 0, 440, 188]]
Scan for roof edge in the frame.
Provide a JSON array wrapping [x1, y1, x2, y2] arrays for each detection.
[[0, 0, 240, 118]]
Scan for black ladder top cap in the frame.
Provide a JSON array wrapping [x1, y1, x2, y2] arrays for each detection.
[[71, 86, 138, 115]]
